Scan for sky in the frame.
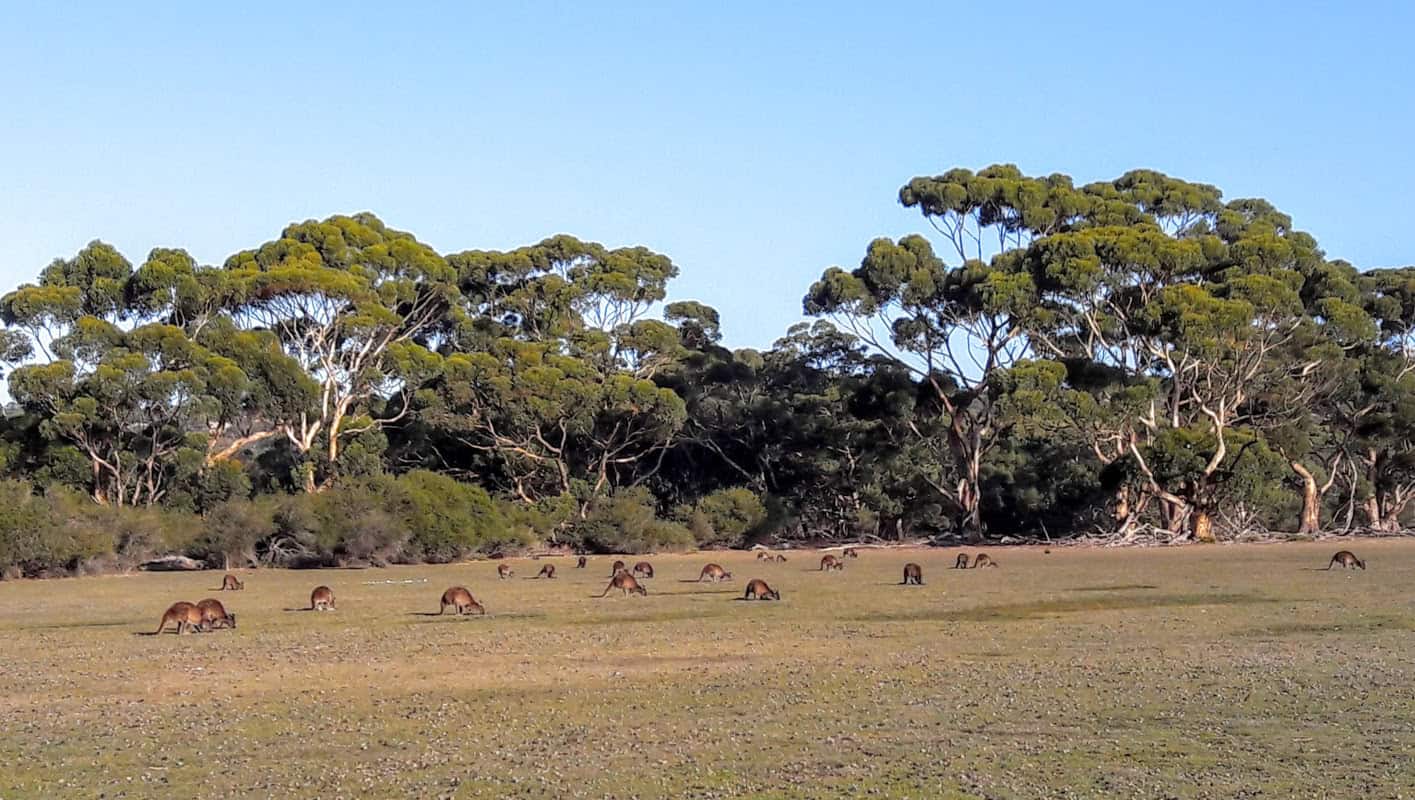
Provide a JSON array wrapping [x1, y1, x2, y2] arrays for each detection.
[[2, 1, 1413, 349]]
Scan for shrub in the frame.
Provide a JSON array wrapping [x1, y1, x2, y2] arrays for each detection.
[[396, 470, 519, 561], [688, 488, 767, 548], [189, 496, 278, 568], [574, 488, 695, 553]]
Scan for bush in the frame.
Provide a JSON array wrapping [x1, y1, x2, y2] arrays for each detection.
[[189, 496, 278, 568], [687, 488, 767, 548], [573, 488, 694, 553], [397, 470, 520, 561]]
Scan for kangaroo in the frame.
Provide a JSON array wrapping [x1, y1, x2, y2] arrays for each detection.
[[196, 598, 236, 630], [310, 585, 335, 611], [220, 574, 243, 591], [901, 563, 924, 585], [611, 559, 627, 576], [819, 554, 843, 571], [843, 547, 859, 558], [698, 563, 732, 582], [598, 572, 648, 597], [743, 578, 780, 600], [772, 553, 788, 563], [440, 587, 485, 615], [756, 551, 769, 561], [1322, 550, 1365, 570], [953, 553, 970, 569], [632, 561, 654, 578], [154, 601, 204, 635], [497, 563, 513, 580], [973, 553, 997, 568], [536, 564, 557, 579], [576, 556, 587, 569]]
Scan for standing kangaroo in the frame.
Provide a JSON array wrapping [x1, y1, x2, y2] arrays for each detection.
[[154, 602, 204, 635], [497, 563, 514, 580], [220, 574, 243, 591], [310, 585, 335, 611], [632, 561, 654, 578], [536, 564, 557, 579], [901, 563, 924, 585], [576, 556, 587, 569], [1322, 550, 1365, 570], [972, 553, 997, 568], [196, 598, 236, 630], [953, 553, 970, 569], [698, 563, 732, 582], [440, 587, 485, 615], [743, 579, 780, 600], [843, 547, 859, 558], [611, 560, 627, 576], [819, 555, 843, 571], [599, 573, 647, 597]]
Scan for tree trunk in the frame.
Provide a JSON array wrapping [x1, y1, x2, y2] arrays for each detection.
[[1290, 460, 1321, 535], [1113, 484, 1131, 527], [1191, 508, 1215, 543]]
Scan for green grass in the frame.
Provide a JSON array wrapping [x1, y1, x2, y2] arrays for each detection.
[[2, 541, 1413, 798]]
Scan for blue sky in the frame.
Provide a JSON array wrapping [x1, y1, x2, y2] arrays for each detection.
[[2, 2, 1412, 348]]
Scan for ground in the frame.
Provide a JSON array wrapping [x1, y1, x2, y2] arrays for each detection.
[[1, 541, 1413, 799]]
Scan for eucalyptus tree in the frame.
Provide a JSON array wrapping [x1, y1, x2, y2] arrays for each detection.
[[220, 213, 460, 490]]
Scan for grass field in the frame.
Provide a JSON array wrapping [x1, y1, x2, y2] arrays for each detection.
[[1, 541, 1413, 799]]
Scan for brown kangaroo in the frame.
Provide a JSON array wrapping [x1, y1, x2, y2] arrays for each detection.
[[973, 553, 997, 568], [576, 555, 587, 569], [901, 563, 924, 585], [196, 598, 236, 630], [440, 586, 485, 615], [819, 554, 843, 571], [632, 561, 654, 578], [536, 564, 557, 579], [756, 551, 769, 560], [310, 585, 335, 611], [953, 553, 970, 569], [743, 578, 780, 600], [698, 563, 733, 582], [599, 572, 648, 597], [154, 601, 204, 635], [1322, 550, 1365, 570], [843, 547, 859, 558], [220, 574, 243, 591], [497, 563, 513, 580], [611, 559, 627, 576]]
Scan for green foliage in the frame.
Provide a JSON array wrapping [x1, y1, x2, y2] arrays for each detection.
[[687, 488, 768, 547], [572, 488, 694, 554], [396, 470, 518, 562]]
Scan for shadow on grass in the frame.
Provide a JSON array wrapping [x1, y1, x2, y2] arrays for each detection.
[[1240, 616, 1415, 638], [847, 592, 1279, 623], [1068, 584, 1159, 592], [26, 619, 133, 631]]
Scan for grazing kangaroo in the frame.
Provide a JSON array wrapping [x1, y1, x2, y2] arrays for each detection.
[[310, 585, 335, 611], [1322, 550, 1365, 570], [843, 547, 859, 558], [698, 563, 732, 582], [440, 587, 485, 615], [901, 563, 924, 585], [576, 556, 587, 569], [497, 563, 513, 580], [632, 561, 654, 578], [819, 554, 843, 571], [756, 551, 769, 560], [196, 598, 236, 630], [220, 574, 243, 591], [743, 578, 780, 600], [611, 559, 627, 576], [599, 572, 648, 597], [536, 564, 557, 579], [953, 553, 970, 569], [154, 602, 204, 635], [973, 553, 997, 568]]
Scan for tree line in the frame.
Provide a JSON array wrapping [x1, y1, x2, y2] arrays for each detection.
[[2, 164, 1412, 575]]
